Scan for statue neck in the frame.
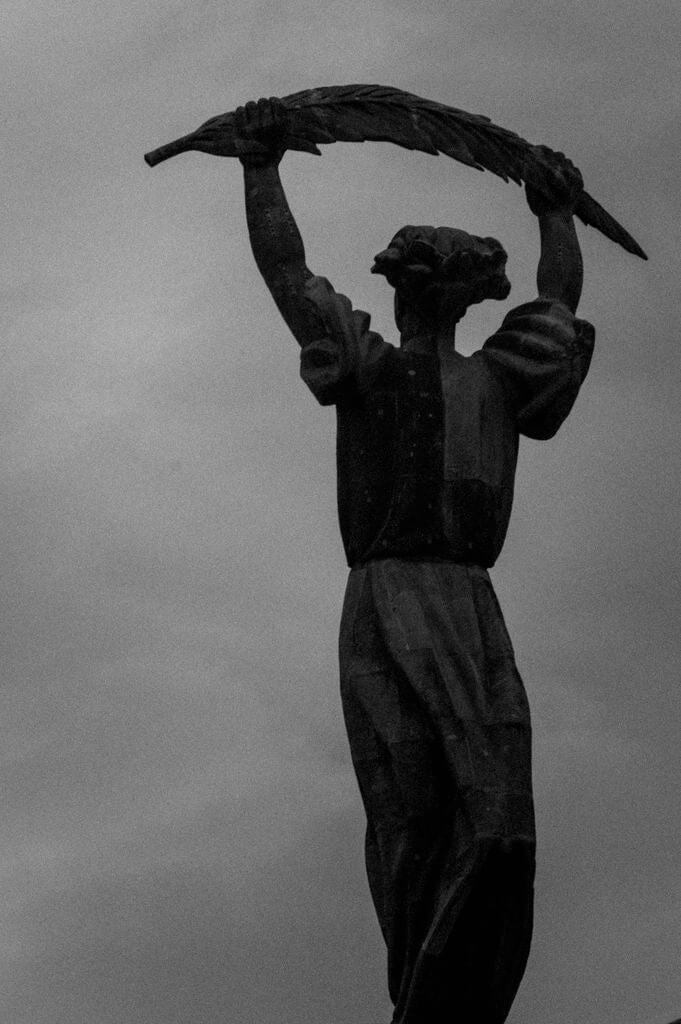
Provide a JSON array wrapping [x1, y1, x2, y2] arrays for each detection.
[[397, 296, 466, 359], [399, 314, 460, 361]]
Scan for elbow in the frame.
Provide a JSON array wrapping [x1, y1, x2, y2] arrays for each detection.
[[256, 256, 311, 292], [536, 260, 577, 311], [542, 285, 581, 315]]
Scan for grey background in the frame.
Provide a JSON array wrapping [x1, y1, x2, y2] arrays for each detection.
[[3, 1, 680, 1022]]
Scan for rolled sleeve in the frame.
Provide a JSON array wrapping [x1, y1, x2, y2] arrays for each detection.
[[482, 298, 595, 439], [300, 276, 391, 405]]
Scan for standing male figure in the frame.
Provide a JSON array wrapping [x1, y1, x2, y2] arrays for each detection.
[[235, 97, 594, 1024]]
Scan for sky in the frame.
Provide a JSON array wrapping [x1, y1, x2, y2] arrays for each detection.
[[2, 1, 681, 1022]]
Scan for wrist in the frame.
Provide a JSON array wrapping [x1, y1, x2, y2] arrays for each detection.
[[239, 150, 283, 170], [242, 162, 283, 193], [537, 206, 575, 223], [526, 184, 577, 219]]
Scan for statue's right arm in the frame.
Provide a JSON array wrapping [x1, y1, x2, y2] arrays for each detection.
[[242, 161, 321, 347], [234, 98, 324, 347]]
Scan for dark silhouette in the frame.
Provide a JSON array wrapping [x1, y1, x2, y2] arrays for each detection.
[[231, 96, 594, 1024], [147, 93, 617, 1023]]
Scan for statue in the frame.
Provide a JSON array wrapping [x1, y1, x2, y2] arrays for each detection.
[[145, 89, 645, 1024]]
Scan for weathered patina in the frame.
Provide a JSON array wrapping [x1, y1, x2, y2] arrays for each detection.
[[178, 95, 598, 1023], [232, 96, 593, 1024]]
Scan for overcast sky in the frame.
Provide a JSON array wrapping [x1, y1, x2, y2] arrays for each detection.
[[3, 2, 680, 1023]]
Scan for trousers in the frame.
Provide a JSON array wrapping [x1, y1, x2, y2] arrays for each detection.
[[339, 559, 536, 1023]]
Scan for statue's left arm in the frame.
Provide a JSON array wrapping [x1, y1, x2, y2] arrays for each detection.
[[526, 147, 584, 314], [482, 149, 594, 439]]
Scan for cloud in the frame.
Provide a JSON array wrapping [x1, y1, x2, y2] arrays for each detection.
[[3, 1, 681, 1022], [4, 802, 387, 1024]]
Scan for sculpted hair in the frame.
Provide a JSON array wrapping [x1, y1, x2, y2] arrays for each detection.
[[371, 225, 511, 307]]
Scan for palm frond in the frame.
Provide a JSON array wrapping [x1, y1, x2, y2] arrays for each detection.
[[144, 83, 647, 259]]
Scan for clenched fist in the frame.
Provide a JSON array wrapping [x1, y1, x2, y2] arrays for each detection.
[[234, 96, 291, 168], [525, 145, 584, 217]]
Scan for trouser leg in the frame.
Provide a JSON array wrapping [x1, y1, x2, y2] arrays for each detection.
[[403, 837, 535, 1024], [339, 564, 535, 1023], [341, 665, 535, 1024], [341, 660, 461, 1006]]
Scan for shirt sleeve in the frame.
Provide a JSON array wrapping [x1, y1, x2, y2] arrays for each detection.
[[298, 275, 392, 405], [481, 298, 595, 440]]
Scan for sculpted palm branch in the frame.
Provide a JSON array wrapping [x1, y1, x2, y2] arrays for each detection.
[[144, 84, 646, 260]]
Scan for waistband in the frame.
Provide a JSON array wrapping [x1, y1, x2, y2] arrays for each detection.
[[350, 555, 489, 574]]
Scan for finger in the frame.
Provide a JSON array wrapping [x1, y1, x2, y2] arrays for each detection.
[[531, 143, 556, 162], [253, 97, 268, 130], [243, 100, 259, 132], [269, 96, 287, 126], [235, 101, 256, 134], [260, 97, 276, 133]]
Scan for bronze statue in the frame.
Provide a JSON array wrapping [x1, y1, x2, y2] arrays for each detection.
[[146, 90, 645, 1023]]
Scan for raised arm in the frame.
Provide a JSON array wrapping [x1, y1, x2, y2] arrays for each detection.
[[235, 98, 323, 346], [525, 146, 584, 314]]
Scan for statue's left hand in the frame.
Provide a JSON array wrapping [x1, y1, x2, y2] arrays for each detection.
[[525, 145, 584, 217]]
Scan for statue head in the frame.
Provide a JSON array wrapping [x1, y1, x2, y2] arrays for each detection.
[[371, 225, 511, 335]]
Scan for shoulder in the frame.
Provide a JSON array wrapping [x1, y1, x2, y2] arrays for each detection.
[[299, 276, 394, 405], [482, 298, 595, 369], [478, 299, 596, 439], [303, 275, 370, 333], [491, 297, 594, 347]]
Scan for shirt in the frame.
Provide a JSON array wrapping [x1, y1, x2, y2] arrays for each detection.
[[300, 275, 595, 568]]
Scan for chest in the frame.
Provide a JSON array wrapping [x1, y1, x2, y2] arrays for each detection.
[[441, 355, 518, 483]]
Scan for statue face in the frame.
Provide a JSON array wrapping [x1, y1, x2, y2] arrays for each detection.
[[394, 280, 473, 334], [377, 225, 510, 337]]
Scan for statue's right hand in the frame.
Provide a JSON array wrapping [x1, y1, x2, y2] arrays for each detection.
[[235, 97, 290, 168]]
